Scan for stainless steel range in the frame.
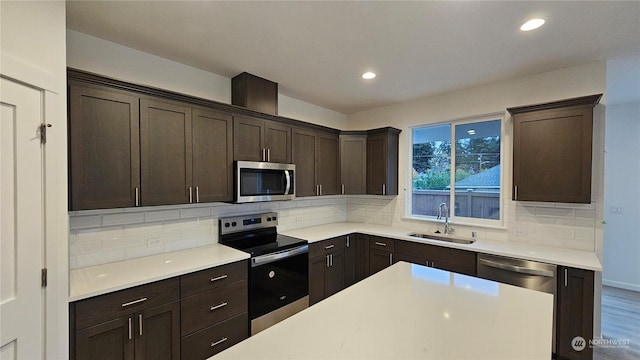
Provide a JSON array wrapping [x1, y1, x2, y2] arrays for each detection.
[[219, 212, 309, 335]]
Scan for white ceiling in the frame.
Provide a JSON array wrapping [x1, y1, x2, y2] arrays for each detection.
[[66, 1, 640, 114]]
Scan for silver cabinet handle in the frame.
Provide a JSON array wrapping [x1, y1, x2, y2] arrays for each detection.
[[138, 314, 143, 336], [211, 337, 228, 347], [189, 186, 193, 203], [195, 186, 199, 203], [261, 148, 266, 162], [389, 253, 393, 265], [564, 268, 568, 287], [478, 258, 555, 277], [319, 184, 323, 196], [341, 184, 345, 195], [330, 254, 333, 267], [382, 184, 386, 195], [135, 187, 140, 207], [210, 302, 228, 311], [514, 185, 518, 200], [316, 184, 319, 196], [210, 274, 228, 282], [346, 236, 350, 248], [374, 242, 387, 247], [128, 317, 132, 340], [324, 244, 335, 250], [326, 255, 330, 267], [267, 148, 271, 162], [122, 297, 147, 308]]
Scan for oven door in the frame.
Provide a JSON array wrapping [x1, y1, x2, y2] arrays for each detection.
[[250, 245, 308, 319], [236, 161, 295, 203]]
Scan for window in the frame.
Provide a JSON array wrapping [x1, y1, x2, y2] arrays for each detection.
[[410, 117, 503, 226]]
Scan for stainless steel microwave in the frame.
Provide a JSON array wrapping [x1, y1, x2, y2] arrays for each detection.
[[235, 161, 295, 203]]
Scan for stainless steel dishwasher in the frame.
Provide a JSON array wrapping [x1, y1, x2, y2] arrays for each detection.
[[476, 254, 557, 353]]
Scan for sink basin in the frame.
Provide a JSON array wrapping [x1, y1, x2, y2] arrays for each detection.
[[408, 233, 476, 245]]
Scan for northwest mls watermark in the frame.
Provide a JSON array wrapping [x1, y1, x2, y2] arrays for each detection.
[[571, 336, 632, 351]]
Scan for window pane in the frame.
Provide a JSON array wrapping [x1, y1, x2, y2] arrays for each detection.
[[412, 124, 451, 217], [453, 120, 501, 220]]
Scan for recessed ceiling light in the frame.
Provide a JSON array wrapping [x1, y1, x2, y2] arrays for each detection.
[[467, 129, 476, 135], [520, 18, 545, 31], [362, 72, 376, 79]]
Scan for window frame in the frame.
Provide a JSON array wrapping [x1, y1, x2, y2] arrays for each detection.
[[406, 113, 506, 229]]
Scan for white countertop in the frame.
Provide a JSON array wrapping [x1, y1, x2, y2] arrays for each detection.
[[213, 261, 554, 360], [282, 222, 602, 271], [69, 244, 249, 301]]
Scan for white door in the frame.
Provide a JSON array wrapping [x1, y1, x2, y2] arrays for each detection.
[[0, 78, 44, 360]]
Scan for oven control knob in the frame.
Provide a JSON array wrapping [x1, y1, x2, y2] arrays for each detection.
[[231, 222, 237, 227], [269, 271, 275, 278], [267, 217, 272, 221], [273, 216, 277, 221], [224, 222, 230, 228]]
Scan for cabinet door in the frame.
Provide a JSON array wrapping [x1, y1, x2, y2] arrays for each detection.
[[367, 132, 388, 195], [325, 250, 345, 298], [344, 235, 356, 287], [340, 135, 367, 195], [140, 99, 192, 206], [76, 317, 134, 360], [136, 301, 180, 360], [369, 249, 393, 275], [354, 234, 370, 282], [292, 127, 317, 197], [68, 84, 140, 210], [264, 120, 291, 163], [192, 108, 233, 202], [513, 105, 593, 203], [309, 255, 327, 305], [233, 116, 264, 162], [557, 267, 594, 360], [317, 131, 340, 195]]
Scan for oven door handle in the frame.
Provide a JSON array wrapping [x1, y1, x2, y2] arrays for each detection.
[[252, 245, 308, 267]]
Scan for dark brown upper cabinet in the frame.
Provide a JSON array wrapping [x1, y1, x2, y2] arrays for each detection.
[[508, 94, 602, 203], [191, 108, 233, 203], [233, 115, 291, 163], [231, 72, 278, 115], [140, 98, 193, 206], [367, 127, 401, 195], [340, 133, 367, 195], [292, 127, 340, 197], [68, 83, 141, 210]]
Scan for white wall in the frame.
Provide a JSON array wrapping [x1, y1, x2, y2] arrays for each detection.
[[347, 62, 607, 254], [603, 55, 640, 292], [66, 30, 347, 129], [1, 1, 68, 359]]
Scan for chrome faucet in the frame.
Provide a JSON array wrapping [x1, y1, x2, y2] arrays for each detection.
[[437, 203, 454, 235]]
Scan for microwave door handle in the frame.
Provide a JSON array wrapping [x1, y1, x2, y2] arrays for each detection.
[[284, 170, 291, 195]]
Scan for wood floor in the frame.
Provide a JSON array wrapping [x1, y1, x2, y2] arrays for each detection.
[[594, 285, 640, 360]]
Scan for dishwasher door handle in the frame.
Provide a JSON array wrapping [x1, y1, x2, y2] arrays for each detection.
[[478, 258, 555, 277]]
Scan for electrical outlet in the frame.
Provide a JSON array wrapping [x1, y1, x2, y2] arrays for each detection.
[[146, 237, 162, 247], [513, 229, 527, 237]]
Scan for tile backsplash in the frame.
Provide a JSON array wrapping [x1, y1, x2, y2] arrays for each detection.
[[69, 195, 599, 269]]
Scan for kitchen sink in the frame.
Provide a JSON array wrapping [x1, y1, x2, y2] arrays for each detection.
[[408, 233, 476, 245]]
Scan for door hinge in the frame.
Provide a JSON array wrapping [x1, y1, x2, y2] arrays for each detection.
[[41, 268, 47, 287], [39, 123, 52, 144]]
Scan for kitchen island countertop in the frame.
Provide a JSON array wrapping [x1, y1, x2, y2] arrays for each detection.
[[69, 243, 249, 301], [281, 222, 602, 271], [213, 261, 553, 359]]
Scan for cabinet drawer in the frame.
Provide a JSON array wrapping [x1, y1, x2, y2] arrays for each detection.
[[74, 277, 180, 330], [309, 236, 345, 258], [180, 260, 248, 298], [181, 313, 249, 360], [369, 236, 395, 252], [181, 280, 248, 336]]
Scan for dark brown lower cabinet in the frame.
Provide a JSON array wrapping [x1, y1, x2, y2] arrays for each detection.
[[557, 267, 594, 360], [309, 250, 345, 305], [75, 301, 180, 360], [369, 236, 394, 275], [394, 240, 477, 276]]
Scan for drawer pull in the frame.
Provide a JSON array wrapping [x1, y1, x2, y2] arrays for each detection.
[[324, 244, 335, 250], [121, 297, 147, 308], [374, 242, 387, 247], [211, 337, 228, 347], [128, 317, 132, 340], [210, 274, 228, 282], [210, 302, 228, 311]]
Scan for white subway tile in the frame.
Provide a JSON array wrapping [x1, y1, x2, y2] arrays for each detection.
[[103, 212, 145, 226], [102, 234, 144, 250], [145, 209, 180, 222], [69, 215, 102, 230], [123, 222, 163, 236], [535, 207, 574, 218], [125, 244, 165, 259], [575, 209, 597, 219], [180, 207, 211, 219], [76, 249, 126, 268], [75, 239, 101, 255]]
